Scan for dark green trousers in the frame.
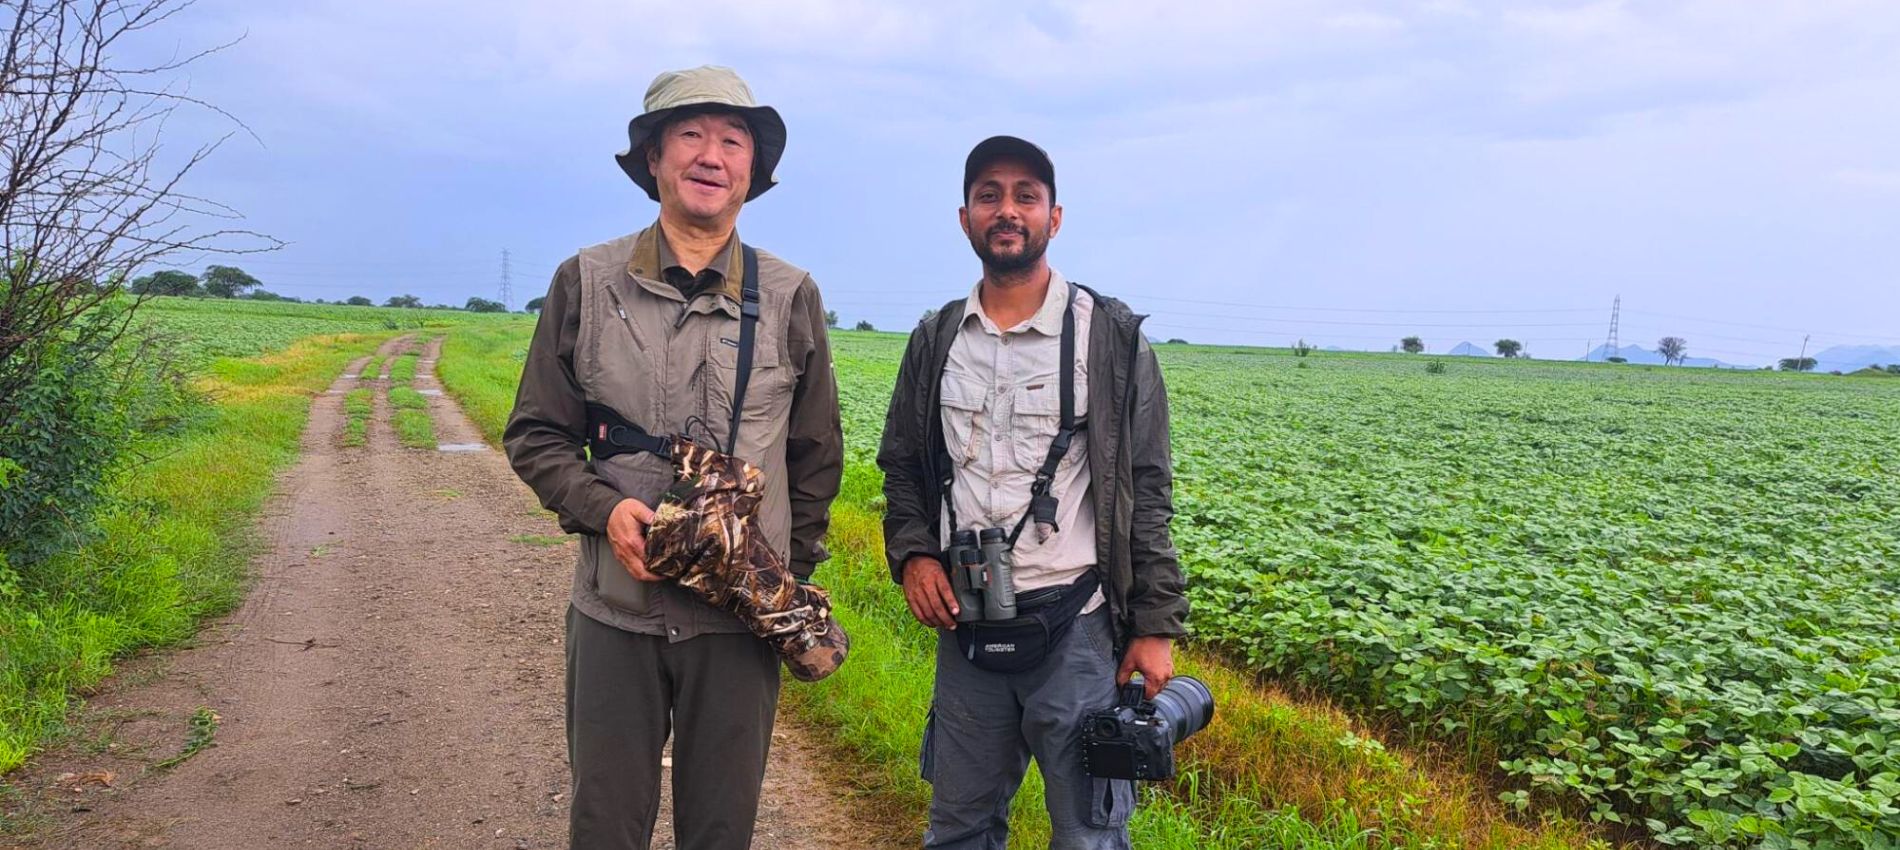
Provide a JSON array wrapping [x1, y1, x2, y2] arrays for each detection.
[[565, 605, 780, 850]]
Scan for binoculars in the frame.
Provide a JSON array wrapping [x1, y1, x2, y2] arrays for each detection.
[[947, 527, 1017, 622]]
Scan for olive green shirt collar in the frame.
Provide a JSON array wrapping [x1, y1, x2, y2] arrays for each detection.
[[626, 222, 744, 312]]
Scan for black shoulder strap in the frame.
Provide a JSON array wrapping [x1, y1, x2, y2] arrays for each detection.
[[725, 245, 761, 455], [1009, 282, 1083, 546]]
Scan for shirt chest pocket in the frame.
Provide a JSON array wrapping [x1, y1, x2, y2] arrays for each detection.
[[938, 374, 990, 468], [704, 330, 792, 455], [1010, 375, 1087, 472]]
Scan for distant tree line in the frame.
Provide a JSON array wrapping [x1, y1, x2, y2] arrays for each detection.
[[130, 265, 526, 312]]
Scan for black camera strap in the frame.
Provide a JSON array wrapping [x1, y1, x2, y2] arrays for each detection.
[[941, 282, 1084, 546], [725, 245, 762, 456], [587, 244, 761, 461]]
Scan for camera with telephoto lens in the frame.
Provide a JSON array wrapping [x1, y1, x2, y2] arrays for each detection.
[[1080, 676, 1215, 781], [946, 527, 1017, 622]]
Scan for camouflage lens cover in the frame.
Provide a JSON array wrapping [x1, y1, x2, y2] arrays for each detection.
[[642, 438, 849, 682]]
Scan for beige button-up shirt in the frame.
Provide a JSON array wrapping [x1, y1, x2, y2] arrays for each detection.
[[939, 269, 1101, 609]]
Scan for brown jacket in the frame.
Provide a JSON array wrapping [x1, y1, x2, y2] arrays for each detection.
[[877, 284, 1188, 643], [505, 222, 843, 640]]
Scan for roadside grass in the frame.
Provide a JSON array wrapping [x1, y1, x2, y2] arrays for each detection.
[[0, 332, 391, 773], [508, 534, 570, 548], [393, 409, 436, 449], [358, 355, 385, 381], [387, 352, 420, 385], [435, 322, 526, 447], [341, 388, 373, 448], [434, 323, 1612, 850], [388, 386, 429, 410]]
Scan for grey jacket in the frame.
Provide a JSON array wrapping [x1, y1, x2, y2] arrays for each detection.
[[876, 284, 1188, 642]]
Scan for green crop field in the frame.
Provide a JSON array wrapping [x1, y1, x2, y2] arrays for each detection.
[[134, 297, 507, 363], [1156, 349, 1900, 847]]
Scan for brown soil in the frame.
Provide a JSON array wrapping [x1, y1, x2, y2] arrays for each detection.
[[2, 335, 901, 850]]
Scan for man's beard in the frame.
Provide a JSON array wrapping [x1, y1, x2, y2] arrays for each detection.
[[968, 222, 1049, 275]]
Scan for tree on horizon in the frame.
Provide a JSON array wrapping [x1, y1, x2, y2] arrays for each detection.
[[1658, 336, 1688, 366]]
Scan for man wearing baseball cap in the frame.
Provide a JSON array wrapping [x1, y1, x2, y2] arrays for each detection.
[[877, 136, 1188, 848], [505, 65, 843, 850]]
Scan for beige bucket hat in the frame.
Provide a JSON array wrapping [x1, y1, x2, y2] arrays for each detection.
[[615, 65, 787, 202]]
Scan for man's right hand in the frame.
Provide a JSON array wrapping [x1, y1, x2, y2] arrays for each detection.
[[607, 498, 660, 581], [901, 555, 960, 629]]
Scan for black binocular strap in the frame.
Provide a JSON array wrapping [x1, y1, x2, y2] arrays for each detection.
[[940, 282, 1083, 546], [586, 244, 761, 462]]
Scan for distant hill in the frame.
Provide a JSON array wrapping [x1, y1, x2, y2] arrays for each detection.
[[1448, 341, 1490, 357], [1581, 344, 1742, 369], [1812, 344, 1900, 374]]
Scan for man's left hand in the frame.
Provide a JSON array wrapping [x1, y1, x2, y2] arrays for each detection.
[[1117, 636, 1174, 700]]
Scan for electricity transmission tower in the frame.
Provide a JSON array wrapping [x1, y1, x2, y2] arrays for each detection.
[[1603, 295, 1621, 360], [499, 249, 513, 312]]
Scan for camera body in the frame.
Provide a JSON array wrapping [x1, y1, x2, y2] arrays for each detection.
[[1081, 676, 1216, 781], [945, 527, 1016, 622], [1080, 681, 1179, 781]]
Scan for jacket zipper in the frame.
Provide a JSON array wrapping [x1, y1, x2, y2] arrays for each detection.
[[603, 286, 646, 352]]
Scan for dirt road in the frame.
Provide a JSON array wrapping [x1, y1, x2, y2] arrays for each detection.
[[2, 336, 899, 850]]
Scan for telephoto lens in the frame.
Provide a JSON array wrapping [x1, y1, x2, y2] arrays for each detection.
[[1151, 675, 1215, 745]]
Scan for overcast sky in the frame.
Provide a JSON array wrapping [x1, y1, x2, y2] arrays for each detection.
[[136, 0, 1900, 365]]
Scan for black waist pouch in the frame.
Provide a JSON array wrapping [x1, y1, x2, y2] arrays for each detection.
[[955, 573, 1100, 674]]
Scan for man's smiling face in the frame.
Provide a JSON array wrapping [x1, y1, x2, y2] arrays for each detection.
[[647, 110, 754, 224]]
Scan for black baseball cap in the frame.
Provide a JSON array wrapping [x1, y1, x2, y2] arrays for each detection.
[[963, 135, 1056, 203]]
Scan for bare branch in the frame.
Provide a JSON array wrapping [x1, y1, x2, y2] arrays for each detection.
[[2, 0, 270, 410]]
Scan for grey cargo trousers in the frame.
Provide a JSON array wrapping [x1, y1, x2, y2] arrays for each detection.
[[922, 606, 1136, 850], [565, 605, 779, 850]]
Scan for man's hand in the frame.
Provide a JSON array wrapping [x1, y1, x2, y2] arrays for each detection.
[[606, 498, 659, 581], [901, 555, 960, 629], [1117, 636, 1175, 700]]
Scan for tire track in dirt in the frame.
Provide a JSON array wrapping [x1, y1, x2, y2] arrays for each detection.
[[3, 335, 900, 850]]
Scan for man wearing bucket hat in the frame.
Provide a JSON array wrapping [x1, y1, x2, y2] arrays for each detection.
[[504, 65, 843, 850], [877, 137, 1188, 849]]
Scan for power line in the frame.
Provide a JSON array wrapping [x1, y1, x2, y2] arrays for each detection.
[[1141, 319, 1594, 345], [1139, 308, 1602, 329], [1623, 309, 1898, 344], [1123, 295, 1603, 315]]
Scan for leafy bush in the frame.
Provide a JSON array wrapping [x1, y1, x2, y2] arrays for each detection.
[[0, 303, 197, 581], [1425, 359, 1447, 374]]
